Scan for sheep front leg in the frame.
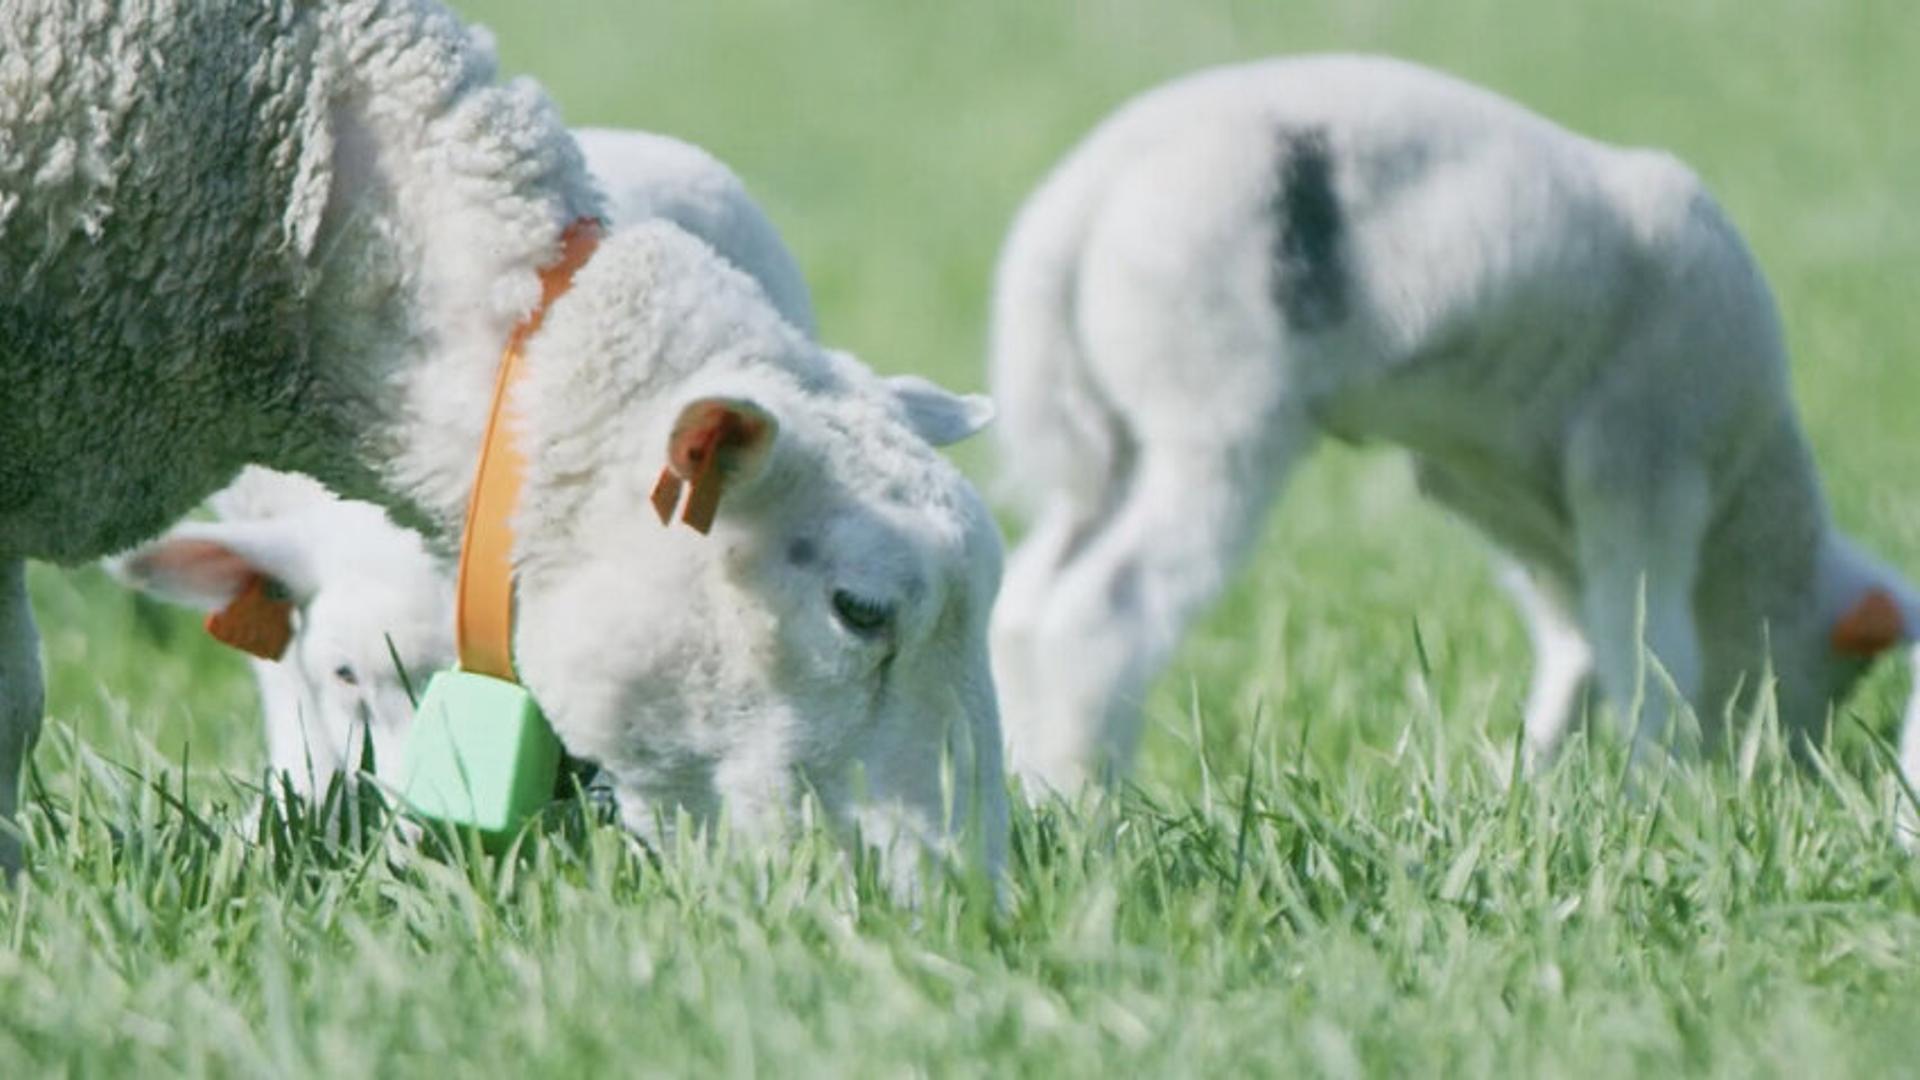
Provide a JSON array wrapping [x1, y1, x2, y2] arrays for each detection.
[[1497, 560, 1594, 769], [0, 560, 43, 873], [1567, 449, 1710, 763], [1898, 646, 1920, 849]]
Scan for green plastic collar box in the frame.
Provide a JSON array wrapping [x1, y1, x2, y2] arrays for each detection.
[[401, 669, 563, 850]]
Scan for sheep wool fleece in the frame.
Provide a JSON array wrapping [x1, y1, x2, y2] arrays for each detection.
[[0, 0, 592, 561], [1, 0, 330, 560]]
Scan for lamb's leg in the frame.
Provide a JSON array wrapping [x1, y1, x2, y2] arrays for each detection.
[[0, 560, 43, 872], [1898, 646, 1920, 848], [1497, 560, 1594, 767], [1008, 420, 1314, 791], [1566, 449, 1710, 762], [993, 500, 1101, 770]]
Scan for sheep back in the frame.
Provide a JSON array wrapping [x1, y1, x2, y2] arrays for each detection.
[[0, 0, 331, 561]]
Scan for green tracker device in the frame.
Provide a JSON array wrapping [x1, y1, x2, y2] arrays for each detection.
[[400, 669, 564, 851]]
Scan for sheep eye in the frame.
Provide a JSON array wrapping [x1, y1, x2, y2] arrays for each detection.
[[333, 664, 359, 687], [831, 590, 892, 637]]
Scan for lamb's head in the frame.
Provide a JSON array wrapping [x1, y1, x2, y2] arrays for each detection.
[[1787, 534, 1920, 734], [110, 497, 453, 793], [513, 222, 1006, 871]]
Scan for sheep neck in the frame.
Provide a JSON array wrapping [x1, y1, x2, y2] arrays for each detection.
[[282, 8, 600, 548], [454, 217, 602, 683]]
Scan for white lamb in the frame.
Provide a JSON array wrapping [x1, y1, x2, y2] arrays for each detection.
[[0, 0, 1003, 875], [109, 127, 820, 800], [111, 468, 451, 800], [989, 55, 1920, 795], [567, 129, 816, 337]]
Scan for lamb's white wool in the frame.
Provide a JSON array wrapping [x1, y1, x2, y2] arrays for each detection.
[[110, 468, 451, 799], [990, 55, 1920, 796], [1, 0, 1002, 877], [108, 129, 820, 800], [573, 128, 816, 336]]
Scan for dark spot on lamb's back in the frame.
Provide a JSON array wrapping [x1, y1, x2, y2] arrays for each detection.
[[1270, 126, 1348, 332]]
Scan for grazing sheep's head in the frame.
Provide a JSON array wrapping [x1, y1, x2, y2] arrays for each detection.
[[1783, 533, 1920, 738], [512, 222, 1007, 874], [109, 494, 453, 794]]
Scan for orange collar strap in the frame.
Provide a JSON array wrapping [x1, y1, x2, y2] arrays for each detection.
[[455, 217, 603, 682]]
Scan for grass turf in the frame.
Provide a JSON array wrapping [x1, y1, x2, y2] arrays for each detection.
[[11, 0, 1920, 1073]]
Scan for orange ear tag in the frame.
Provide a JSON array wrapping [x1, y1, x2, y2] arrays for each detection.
[[204, 574, 295, 660], [650, 469, 685, 526], [679, 448, 725, 534], [1832, 586, 1905, 657], [650, 423, 731, 535], [649, 462, 727, 535]]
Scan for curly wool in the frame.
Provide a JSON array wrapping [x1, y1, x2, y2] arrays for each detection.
[[0, 0, 331, 559], [0, 0, 591, 561]]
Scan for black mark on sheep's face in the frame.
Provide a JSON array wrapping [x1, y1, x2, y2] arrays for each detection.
[[786, 538, 818, 567], [1270, 126, 1348, 332]]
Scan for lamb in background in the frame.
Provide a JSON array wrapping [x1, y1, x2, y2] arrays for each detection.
[[988, 55, 1920, 797], [1, 0, 1003, 876], [112, 468, 450, 800]]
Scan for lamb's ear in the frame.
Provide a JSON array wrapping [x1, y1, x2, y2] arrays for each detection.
[[108, 522, 318, 612], [1832, 586, 1908, 657], [106, 522, 319, 661], [651, 397, 779, 534], [886, 375, 995, 447]]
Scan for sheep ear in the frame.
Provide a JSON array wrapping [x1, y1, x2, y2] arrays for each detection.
[[651, 397, 779, 534], [1831, 586, 1907, 657], [107, 521, 318, 661], [108, 522, 318, 613], [886, 375, 995, 447]]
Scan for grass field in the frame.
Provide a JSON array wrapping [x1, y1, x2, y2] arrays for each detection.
[[11, 0, 1920, 1073]]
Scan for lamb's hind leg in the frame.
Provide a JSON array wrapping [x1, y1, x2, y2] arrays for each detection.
[[1008, 417, 1315, 791], [992, 498, 1100, 783], [0, 560, 43, 872], [1897, 646, 1920, 847], [1002, 122, 1335, 789]]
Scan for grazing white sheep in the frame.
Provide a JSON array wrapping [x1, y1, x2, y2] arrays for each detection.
[[109, 128, 821, 801], [0, 0, 1003, 876], [989, 55, 1920, 794]]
